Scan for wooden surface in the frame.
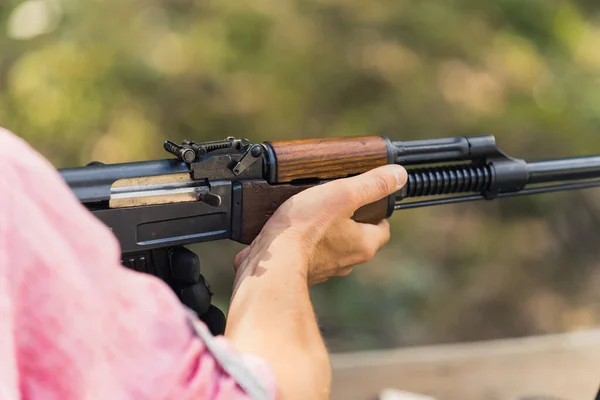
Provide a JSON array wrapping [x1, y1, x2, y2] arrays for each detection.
[[239, 180, 390, 244], [239, 180, 309, 244], [331, 329, 600, 400], [269, 136, 388, 183]]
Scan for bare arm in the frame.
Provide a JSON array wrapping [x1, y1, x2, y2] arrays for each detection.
[[224, 165, 408, 399], [225, 241, 329, 400]]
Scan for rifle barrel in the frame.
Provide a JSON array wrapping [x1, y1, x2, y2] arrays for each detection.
[[526, 156, 600, 184], [394, 155, 600, 210]]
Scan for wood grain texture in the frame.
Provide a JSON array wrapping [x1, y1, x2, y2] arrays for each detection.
[[330, 329, 600, 400], [238, 180, 390, 245], [268, 136, 388, 183]]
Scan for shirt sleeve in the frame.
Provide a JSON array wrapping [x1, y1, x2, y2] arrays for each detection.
[[0, 129, 277, 400]]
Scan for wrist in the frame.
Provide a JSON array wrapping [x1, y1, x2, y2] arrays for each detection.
[[227, 235, 313, 334], [234, 234, 310, 287]]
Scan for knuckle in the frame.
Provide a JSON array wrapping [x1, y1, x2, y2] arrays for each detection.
[[382, 230, 391, 245], [371, 174, 393, 196], [233, 246, 251, 270], [380, 224, 391, 244], [333, 182, 360, 208], [359, 241, 377, 261], [233, 250, 243, 266], [338, 181, 357, 200], [307, 183, 348, 213]]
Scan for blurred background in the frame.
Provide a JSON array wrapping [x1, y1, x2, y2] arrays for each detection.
[[2, 0, 600, 355]]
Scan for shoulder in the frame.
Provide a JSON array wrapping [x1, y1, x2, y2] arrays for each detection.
[[0, 128, 33, 155], [0, 128, 52, 177]]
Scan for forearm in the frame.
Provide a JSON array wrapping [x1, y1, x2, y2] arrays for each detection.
[[225, 243, 331, 400]]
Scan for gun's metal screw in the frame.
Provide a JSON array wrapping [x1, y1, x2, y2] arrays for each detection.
[[251, 145, 263, 157]]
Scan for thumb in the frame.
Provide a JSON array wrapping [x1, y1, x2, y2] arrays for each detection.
[[339, 164, 408, 210]]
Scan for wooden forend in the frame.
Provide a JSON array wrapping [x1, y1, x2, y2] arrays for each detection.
[[239, 180, 390, 245], [268, 136, 388, 183]]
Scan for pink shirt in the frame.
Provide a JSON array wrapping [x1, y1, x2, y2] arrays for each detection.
[[0, 129, 276, 400]]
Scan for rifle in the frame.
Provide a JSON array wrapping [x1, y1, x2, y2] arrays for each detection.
[[59, 135, 600, 334]]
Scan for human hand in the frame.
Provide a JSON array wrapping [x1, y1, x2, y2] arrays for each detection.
[[234, 165, 408, 285]]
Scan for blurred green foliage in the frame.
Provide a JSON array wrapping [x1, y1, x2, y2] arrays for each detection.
[[2, 0, 600, 352]]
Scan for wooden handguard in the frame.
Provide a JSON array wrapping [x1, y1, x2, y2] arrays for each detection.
[[238, 180, 390, 245], [235, 136, 393, 244], [267, 136, 389, 182]]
